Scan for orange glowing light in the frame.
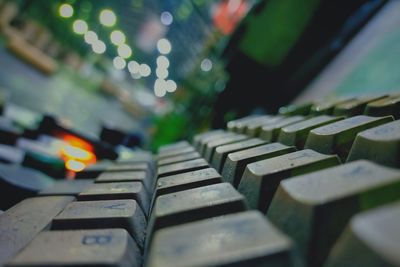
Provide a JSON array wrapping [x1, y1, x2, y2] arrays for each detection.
[[65, 159, 86, 172]]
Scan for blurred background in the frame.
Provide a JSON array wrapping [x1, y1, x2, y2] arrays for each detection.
[[0, 0, 399, 179]]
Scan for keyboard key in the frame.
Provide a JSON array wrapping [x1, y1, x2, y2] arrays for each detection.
[[147, 211, 299, 267], [158, 140, 190, 153], [238, 149, 339, 212], [154, 168, 222, 198], [157, 146, 196, 160], [347, 120, 400, 167], [259, 116, 305, 142], [0, 196, 74, 265], [333, 96, 386, 117], [325, 201, 400, 267], [310, 98, 355, 115], [148, 183, 247, 236], [278, 115, 343, 149], [76, 161, 151, 179], [157, 151, 200, 166], [199, 132, 235, 155], [268, 160, 400, 267], [211, 138, 266, 172], [305, 115, 393, 161], [193, 129, 224, 149], [6, 229, 141, 267], [39, 180, 94, 196], [203, 134, 248, 162], [279, 102, 312, 116], [227, 115, 260, 132], [364, 94, 400, 119], [52, 200, 146, 249], [222, 143, 295, 187], [95, 171, 153, 193], [78, 182, 150, 215], [245, 116, 283, 137], [233, 115, 271, 133], [157, 158, 209, 178]]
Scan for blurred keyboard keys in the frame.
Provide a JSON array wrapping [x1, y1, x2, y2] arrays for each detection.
[[157, 158, 208, 178], [279, 103, 312, 116], [203, 134, 248, 161], [364, 94, 400, 119], [39, 180, 94, 196], [157, 151, 200, 166], [333, 96, 386, 117], [259, 116, 305, 142]]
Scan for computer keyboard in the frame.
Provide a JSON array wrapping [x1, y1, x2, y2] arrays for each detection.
[[1, 94, 400, 267]]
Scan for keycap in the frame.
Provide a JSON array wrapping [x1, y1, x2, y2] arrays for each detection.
[[157, 151, 200, 166], [245, 116, 283, 137], [52, 200, 146, 249], [211, 138, 266, 172], [310, 98, 355, 115], [192, 129, 224, 149], [6, 229, 141, 267], [78, 182, 150, 215], [305, 115, 393, 161], [238, 149, 339, 212], [203, 134, 248, 162], [154, 168, 222, 198], [325, 201, 400, 267], [227, 115, 260, 132], [158, 140, 190, 153], [279, 102, 312, 116], [147, 211, 300, 267], [157, 158, 209, 178], [95, 171, 153, 193], [233, 115, 271, 133], [76, 161, 151, 179], [222, 143, 296, 187], [278, 115, 343, 149], [259, 116, 305, 142], [157, 146, 196, 159], [39, 180, 94, 196], [0, 196, 74, 265], [199, 132, 235, 155], [267, 160, 400, 267], [333, 96, 386, 117], [347, 120, 400, 167], [148, 183, 247, 237], [364, 94, 400, 119]]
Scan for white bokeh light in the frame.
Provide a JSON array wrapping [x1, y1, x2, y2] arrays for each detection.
[[117, 44, 132, 59], [110, 30, 126, 46], [160, 11, 173, 26], [139, 64, 151, 77], [154, 79, 166, 97], [156, 55, 170, 68], [166, 80, 177, 92], [200, 58, 213, 72], [128, 61, 140, 74], [113, 56, 126, 70], [157, 38, 171, 54], [59, 4, 74, 18], [73, 20, 88, 34], [156, 67, 168, 79], [84, 31, 98, 44], [100, 9, 116, 27], [92, 40, 106, 54]]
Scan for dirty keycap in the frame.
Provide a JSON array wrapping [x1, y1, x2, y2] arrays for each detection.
[[347, 120, 400, 167], [78, 182, 150, 216], [278, 115, 343, 149], [227, 115, 261, 132], [333, 96, 386, 117], [95, 171, 153, 194], [193, 129, 225, 149], [199, 132, 235, 155], [259, 116, 305, 142], [157, 158, 209, 178], [39, 180, 94, 196], [245, 116, 284, 137], [212, 138, 266, 172], [238, 149, 339, 212], [0, 196, 74, 265], [204, 134, 248, 162], [52, 200, 146, 249], [6, 229, 141, 267], [157, 146, 196, 160], [364, 94, 400, 119], [325, 201, 400, 267], [147, 211, 300, 267], [158, 141, 191, 154], [268, 160, 400, 267], [234, 115, 271, 133], [305, 115, 393, 161], [222, 143, 296, 187], [157, 151, 200, 166]]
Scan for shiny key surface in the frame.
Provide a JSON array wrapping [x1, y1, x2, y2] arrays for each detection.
[[278, 115, 343, 149], [305, 115, 393, 161], [333, 96, 386, 117], [364, 94, 400, 119], [147, 211, 299, 267], [259, 116, 305, 142], [52, 200, 146, 249], [157, 151, 200, 166], [238, 149, 339, 212], [325, 201, 400, 267], [211, 138, 266, 172], [78, 182, 150, 215], [0, 196, 74, 265], [268, 160, 400, 267], [203, 134, 248, 162], [6, 229, 141, 267], [95, 171, 152, 193], [39, 180, 94, 196], [157, 158, 209, 178], [154, 168, 222, 198], [347, 120, 400, 167]]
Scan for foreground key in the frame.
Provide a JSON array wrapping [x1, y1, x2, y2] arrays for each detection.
[[146, 211, 301, 267], [6, 229, 141, 267]]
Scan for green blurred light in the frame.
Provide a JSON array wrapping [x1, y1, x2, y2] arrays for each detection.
[[72, 20, 88, 34], [100, 9, 117, 27], [59, 3, 74, 18], [110, 30, 126, 46]]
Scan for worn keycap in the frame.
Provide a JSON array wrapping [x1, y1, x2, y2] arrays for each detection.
[[227, 115, 260, 132], [310, 98, 355, 115], [0, 196, 74, 265], [158, 141, 191, 154], [222, 143, 296, 187], [78, 182, 150, 215], [193, 129, 225, 149], [204, 134, 248, 162], [52, 200, 146, 249], [95, 171, 153, 193], [148, 183, 247, 237], [238, 149, 339, 212], [333, 96, 386, 117], [76, 161, 151, 179], [6, 229, 141, 267], [234, 115, 271, 133], [157, 146, 196, 160], [268, 160, 400, 267], [199, 132, 235, 155], [259, 116, 305, 142], [212, 138, 266, 172], [364, 94, 400, 119], [305, 115, 393, 161], [154, 168, 222, 198], [39, 180, 94, 196], [157, 158, 209, 178], [157, 151, 200, 166], [347, 120, 400, 167], [245, 116, 283, 137], [278, 115, 343, 149], [279, 102, 312, 116], [325, 201, 400, 267], [147, 211, 299, 267]]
